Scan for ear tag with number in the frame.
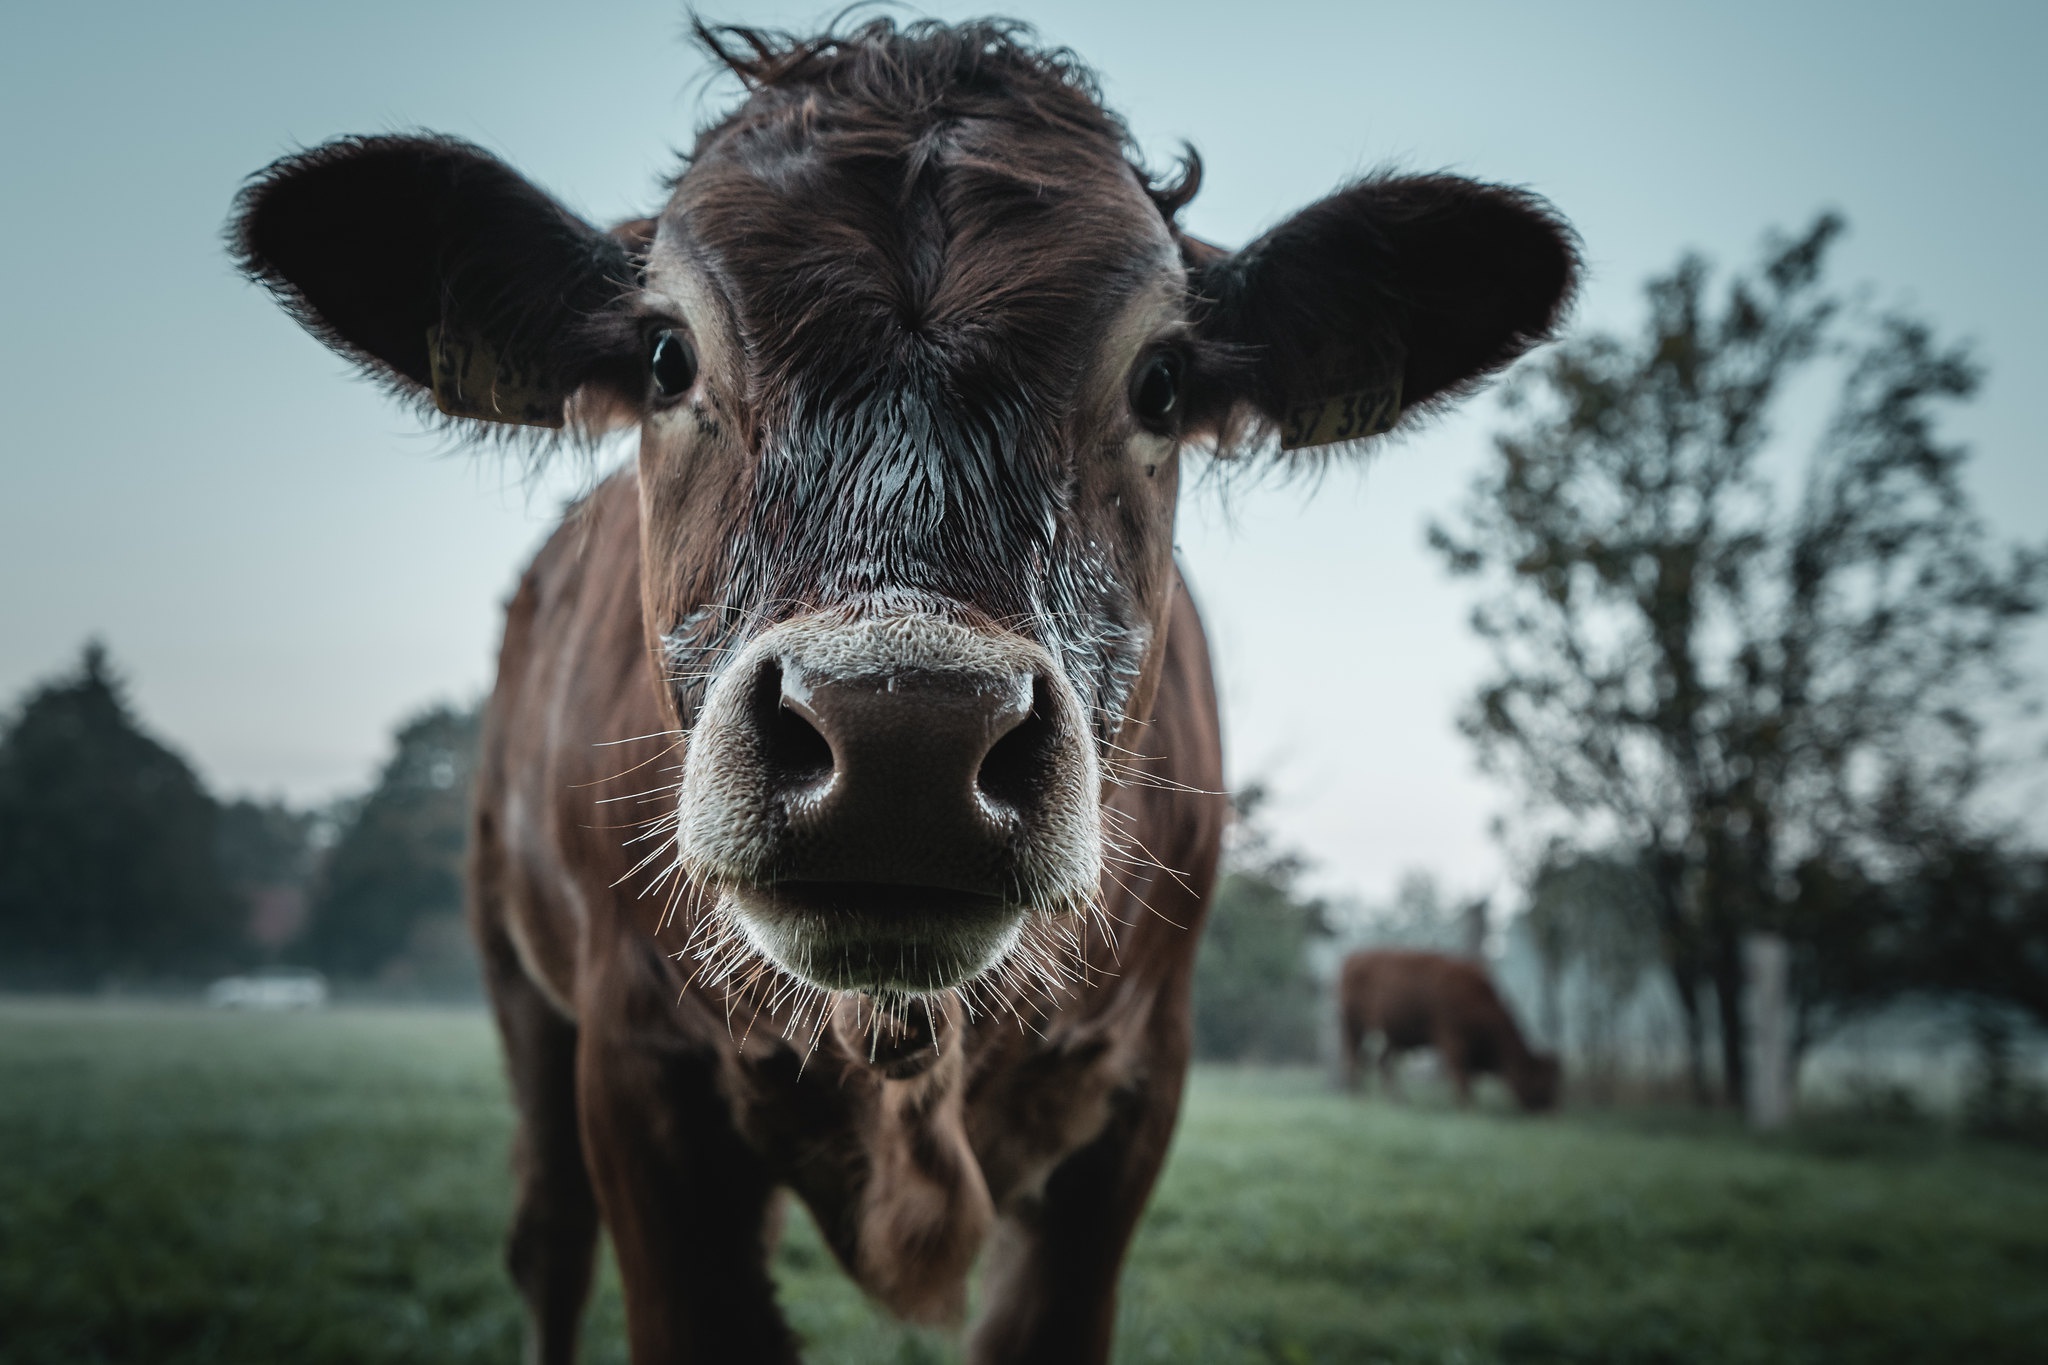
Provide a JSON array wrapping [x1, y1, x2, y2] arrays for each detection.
[[1279, 377, 1403, 450], [426, 324, 566, 428]]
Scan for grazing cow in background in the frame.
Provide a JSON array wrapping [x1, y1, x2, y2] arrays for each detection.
[[231, 17, 1576, 1363], [1340, 949, 1562, 1111]]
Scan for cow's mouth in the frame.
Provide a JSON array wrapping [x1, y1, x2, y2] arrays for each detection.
[[726, 881, 1025, 994]]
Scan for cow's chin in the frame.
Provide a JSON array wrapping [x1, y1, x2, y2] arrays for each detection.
[[726, 882, 1027, 995]]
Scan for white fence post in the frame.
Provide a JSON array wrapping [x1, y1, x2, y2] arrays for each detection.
[[1744, 932, 1792, 1130], [1312, 943, 1346, 1090], [1461, 897, 1490, 961]]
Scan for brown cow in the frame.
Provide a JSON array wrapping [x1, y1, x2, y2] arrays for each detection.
[[1340, 949, 1562, 1111], [230, 18, 1575, 1363]]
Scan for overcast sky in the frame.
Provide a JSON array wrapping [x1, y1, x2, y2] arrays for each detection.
[[3, 0, 2043, 908]]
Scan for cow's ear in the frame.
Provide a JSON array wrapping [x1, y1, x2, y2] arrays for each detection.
[[1181, 174, 1578, 451], [231, 135, 645, 436]]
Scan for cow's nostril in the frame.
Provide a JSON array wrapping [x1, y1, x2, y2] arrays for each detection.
[[977, 675, 1057, 816], [754, 664, 834, 787], [769, 704, 834, 784]]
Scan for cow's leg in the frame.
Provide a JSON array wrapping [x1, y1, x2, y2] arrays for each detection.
[[968, 1075, 1180, 1365], [1377, 1042, 1404, 1101], [577, 994, 796, 1364], [479, 926, 599, 1365], [1340, 1010, 1366, 1092], [1438, 1031, 1474, 1106]]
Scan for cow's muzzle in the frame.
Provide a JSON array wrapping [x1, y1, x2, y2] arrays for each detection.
[[678, 614, 1101, 994]]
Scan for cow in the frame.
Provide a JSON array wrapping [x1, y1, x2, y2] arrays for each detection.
[[1340, 949, 1562, 1111], [230, 17, 1576, 1363]]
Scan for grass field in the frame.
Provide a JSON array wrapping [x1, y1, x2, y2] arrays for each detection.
[[3, 1000, 2044, 1364]]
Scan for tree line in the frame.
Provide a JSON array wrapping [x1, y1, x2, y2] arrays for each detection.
[[1439, 216, 2048, 1106], [0, 644, 479, 990]]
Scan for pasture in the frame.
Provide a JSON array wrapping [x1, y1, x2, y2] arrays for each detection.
[[2, 1000, 2043, 1365]]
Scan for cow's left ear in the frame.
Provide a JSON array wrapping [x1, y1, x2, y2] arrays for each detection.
[[1181, 174, 1578, 450]]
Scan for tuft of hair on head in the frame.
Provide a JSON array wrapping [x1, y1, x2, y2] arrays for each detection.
[[685, 11, 1199, 228], [1145, 143, 1202, 224], [689, 12, 1106, 109]]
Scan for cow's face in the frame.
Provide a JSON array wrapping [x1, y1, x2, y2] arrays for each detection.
[[631, 66, 1194, 998], [231, 20, 1577, 1000]]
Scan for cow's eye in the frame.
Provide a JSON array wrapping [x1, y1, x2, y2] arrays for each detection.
[[1129, 351, 1183, 429], [650, 329, 697, 399]]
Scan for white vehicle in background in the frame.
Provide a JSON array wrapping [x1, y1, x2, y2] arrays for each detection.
[[204, 968, 328, 1010]]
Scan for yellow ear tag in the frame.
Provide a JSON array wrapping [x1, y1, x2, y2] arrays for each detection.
[[1278, 380, 1402, 450], [426, 324, 566, 428]]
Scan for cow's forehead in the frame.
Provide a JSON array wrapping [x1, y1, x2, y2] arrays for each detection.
[[654, 97, 1178, 399]]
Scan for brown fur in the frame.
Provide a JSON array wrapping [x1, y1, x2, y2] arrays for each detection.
[[229, 18, 1578, 1362], [1339, 950, 1561, 1111], [471, 473, 1225, 1360]]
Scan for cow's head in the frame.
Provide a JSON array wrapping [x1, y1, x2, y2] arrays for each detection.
[[233, 19, 1576, 1002]]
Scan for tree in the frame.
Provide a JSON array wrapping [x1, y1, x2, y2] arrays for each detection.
[[1521, 845, 1663, 1094], [301, 703, 480, 977], [216, 797, 322, 957], [1899, 834, 2048, 1030], [1191, 787, 1330, 1062], [1341, 870, 1469, 954], [1867, 831, 2048, 1137], [1433, 217, 2045, 1104], [0, 643, 242, 985]]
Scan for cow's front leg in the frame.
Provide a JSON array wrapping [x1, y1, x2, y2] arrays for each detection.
[[478, 920, 599, 1365], [577, 1008, 796, 1364], [967, 1072, 1182, 1365]]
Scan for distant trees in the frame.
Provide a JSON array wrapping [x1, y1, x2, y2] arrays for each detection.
[[0, 645, 483, 988], [1892, 836, 2048, 1031], [1435, 217, 2046, 1104], [0, 644, 242, 985], [1342, 870, 1482, 958], [1192, 788, 1330, 1062], [215, 797, 322, 957], [1522, 847, 1662, 1092], [300, 704, 480, 979]]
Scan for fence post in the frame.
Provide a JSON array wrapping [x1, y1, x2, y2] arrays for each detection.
[[1461, 897, 1490, 960], [1313, 944, 1346, 1090], [1743, 932, 1792, 1130]]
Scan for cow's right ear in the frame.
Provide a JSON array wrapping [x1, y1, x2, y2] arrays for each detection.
[[231, 135, 645, 436], [1178, 174, 1578, 452]]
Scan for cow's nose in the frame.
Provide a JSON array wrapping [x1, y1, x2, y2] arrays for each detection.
[[750, 657, 1057, 889], [677, 613, 1106, 989]]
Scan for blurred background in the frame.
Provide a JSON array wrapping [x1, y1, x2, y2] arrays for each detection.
[[3, 2, 2046, 1362]]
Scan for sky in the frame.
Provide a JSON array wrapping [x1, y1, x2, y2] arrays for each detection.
[[2, 0, 2044, 909]]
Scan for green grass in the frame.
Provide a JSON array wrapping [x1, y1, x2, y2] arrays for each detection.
[[2, 1002, 2043, 1364]]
